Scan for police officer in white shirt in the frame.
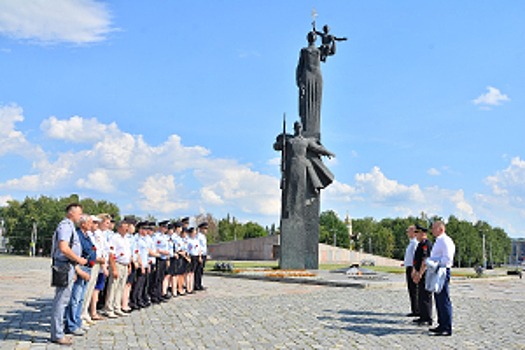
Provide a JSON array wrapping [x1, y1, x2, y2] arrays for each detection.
[[403, 225, 419, 317], [195, 222, 209, 291]]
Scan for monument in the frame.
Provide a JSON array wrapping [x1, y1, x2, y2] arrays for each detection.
[[274, 14, 346, 269]]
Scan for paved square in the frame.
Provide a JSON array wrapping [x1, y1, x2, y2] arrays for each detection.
[[1, 256, 524, 349]]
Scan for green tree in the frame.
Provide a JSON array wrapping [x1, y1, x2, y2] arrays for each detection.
[[0, 195, 120, 255], [352, 217, 377, 253], [319, 210, 349, 248], [243, 222, 267, 239]]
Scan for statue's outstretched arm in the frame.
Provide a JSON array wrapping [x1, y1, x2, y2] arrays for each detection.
[[308, 140, 335, 158]]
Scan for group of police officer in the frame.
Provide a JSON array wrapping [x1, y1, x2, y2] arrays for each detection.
[[51, 203, 209, 346], [125, 217, 209, 312]]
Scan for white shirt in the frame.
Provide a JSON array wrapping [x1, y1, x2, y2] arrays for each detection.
[[108, 233, 131, 265], [403, 237, 418, 267], [89, 229, 109, 261], [430, 232, 456, 268], [187, 236, 200, 256], [197, 232, 207, 256]]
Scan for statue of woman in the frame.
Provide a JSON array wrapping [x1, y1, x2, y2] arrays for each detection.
[[296, 31, 323, 140], [274, 121, 334, 220]]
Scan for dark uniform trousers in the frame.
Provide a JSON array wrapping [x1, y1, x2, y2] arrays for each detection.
[[131, 268, 148, 306], [417, 272, 433, 322], [435, 268, 452, 332], [147, 262, 157, 302], [195, 255, 206, 290], [405, 266, 419, 315], [156, 259, 167, 299]]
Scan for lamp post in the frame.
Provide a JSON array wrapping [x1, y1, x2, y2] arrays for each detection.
[[481, 230, 487, 270], [30, 218, 37, 257]]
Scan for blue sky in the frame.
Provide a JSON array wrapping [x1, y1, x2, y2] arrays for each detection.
[[0, 1, 524, 237]]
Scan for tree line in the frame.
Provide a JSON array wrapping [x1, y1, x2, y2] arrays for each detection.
[[0, 195, 512, 267], [0, 195, 119, 254], [0, 195, 271, 255], [319, 210, 512, 267]]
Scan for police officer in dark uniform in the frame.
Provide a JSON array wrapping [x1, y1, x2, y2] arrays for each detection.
[[155, 220, 171, 301], [412, 224, 433, 326], [195, 222, 208, 291]]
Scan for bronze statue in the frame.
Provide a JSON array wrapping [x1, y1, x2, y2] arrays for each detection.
[[274, 121, 334, 220], [296, 31, 323, 140], [314, 24, 348, 62], [274, 17, 345, 269]]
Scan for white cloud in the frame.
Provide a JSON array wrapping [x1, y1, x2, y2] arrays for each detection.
[[31, 113, 277, 217], [76, 169, 115, 193], [138, 174, 189, 213], [485, 157, 525, 198], [267, 157, 281, 166], [472, 86, 510, 108], [4, 108, 525, 236], [427, 168, 440, 176], [194, 160, 281, 216], [0, 0, 114, 44], [451, 189, 474, 217], [354, 166, 424, 203], [0, 104, 45, 160], [0, 195, 13, 207], [324, 180, 359, 202], [41, 116, 118, 143], [200, 187, 224, 205], [324, 167, 477, 222]]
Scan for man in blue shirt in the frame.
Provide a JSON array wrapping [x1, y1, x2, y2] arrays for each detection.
[[50, 203, 87, 346], [65, 214, 96, 336]]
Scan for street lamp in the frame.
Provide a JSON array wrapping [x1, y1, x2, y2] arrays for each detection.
[[480, 230, 487, 270], [30, 218, 37, 257]]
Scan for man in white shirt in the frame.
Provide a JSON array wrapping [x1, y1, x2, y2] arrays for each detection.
[[429, 220, 455, 336], [403, 225, 419, 317], [104, 221, 131, 318]]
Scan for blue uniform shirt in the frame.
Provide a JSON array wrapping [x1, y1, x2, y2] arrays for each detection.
[[53, 218, 81, 262], [155, 233, 170, 260], [137, 235, 150, 269]]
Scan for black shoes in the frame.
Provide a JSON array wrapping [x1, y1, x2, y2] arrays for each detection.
[[413, 318, 432, 326], [429, 327, 452, 336], [432, 330, 452, 336], [406, 313, 419, 317]]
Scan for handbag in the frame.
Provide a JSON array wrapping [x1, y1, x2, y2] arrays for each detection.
[[51, 263, 71, 287], [50, 228, 74, 287]]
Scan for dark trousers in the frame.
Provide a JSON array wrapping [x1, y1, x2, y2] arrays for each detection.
[[156, 259, 167, 298], [435, 269, 452, 332], [417, 273, 433, 321], [405, 266, 419, 314], [195, 255, 206, 289], [131, 268, 147, 306], [148, 262, 158, 301]]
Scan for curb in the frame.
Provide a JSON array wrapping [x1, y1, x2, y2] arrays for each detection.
[[206, 271, 406, 289]]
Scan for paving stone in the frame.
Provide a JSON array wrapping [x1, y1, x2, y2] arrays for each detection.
[[1, 256, 525, 349]]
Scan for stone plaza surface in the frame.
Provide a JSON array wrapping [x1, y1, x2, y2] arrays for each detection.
[[0, 255, 524, 349]]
